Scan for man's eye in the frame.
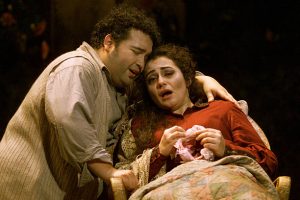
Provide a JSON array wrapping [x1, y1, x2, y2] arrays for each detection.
[[132, 49, 141, 55], [144, 55, 149, 62]]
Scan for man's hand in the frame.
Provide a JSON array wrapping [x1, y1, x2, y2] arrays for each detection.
[[87, 161, 138, 191], [111, 169, 138, 191], [195, 75, 240, 108]]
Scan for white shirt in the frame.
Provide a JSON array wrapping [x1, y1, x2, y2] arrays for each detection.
[[45, 42, 126, 190]]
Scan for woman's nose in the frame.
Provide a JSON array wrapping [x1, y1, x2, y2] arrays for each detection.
[[157, 75, 166, 88]]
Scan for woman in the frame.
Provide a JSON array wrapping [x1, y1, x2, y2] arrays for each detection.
[[115, 44, 279, 199]]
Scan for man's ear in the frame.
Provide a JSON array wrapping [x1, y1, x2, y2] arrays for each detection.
[[103, 34, 114, 50]]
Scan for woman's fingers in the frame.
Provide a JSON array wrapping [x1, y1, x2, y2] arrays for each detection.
[[159, 126, 185, 156], [195, 128, 220, 140], [167, 126, 186, 134], [195, 128, 225, 157], [200, 136, 218, 145], [168, 130, 185, 141], [164, 126, 186, 141], [161, 126, 225, 157]]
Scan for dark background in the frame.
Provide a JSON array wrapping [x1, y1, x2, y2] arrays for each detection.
[[0, 0, 299, 199]]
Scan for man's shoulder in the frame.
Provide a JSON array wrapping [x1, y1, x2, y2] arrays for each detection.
[[56, 50, 94, 65], [47, 50, 99, 74]]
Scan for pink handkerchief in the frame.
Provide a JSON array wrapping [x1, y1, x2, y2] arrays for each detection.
[[174, 125, 214, 162]]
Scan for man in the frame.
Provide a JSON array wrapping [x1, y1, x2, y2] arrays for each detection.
[[0, 4, 236, 199]]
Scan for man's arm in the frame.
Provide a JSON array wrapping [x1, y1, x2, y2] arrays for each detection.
[[45, 62, 138, 191], [195, 75, 240, 108]]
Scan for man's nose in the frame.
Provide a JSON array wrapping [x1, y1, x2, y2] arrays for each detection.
[[136, 57, 145, 72]]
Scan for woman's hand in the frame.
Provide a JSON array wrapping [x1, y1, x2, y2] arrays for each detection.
[[159, 126, 186, 157], [195, 128, 225, 157]]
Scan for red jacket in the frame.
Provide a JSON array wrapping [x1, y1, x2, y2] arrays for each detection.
[[131, 100, 278, 180]]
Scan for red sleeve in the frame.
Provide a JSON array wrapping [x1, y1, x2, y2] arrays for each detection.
[[148, 146, 168, 181], [224, 104, 278, 179], [132, 118, 168, 181]]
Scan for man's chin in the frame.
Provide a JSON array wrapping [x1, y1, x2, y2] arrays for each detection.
[[133, 74, 142, 80], [120, 78, 134, 88]]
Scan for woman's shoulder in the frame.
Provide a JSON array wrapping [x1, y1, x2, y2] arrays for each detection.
[[208, 100, 247, 117], [209, 100, 236, 109]]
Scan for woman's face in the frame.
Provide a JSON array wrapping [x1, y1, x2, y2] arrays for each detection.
[[144, 56, 192, 114]]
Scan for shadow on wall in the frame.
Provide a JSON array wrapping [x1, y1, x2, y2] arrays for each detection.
[[0, 0, 116, 135], [0, 0, 50, 135], [50, 0, 116, 56]]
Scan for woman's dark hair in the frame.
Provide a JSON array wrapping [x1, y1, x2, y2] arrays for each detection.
[[90, 4, 161, 49], [128, 44, 198, 150]]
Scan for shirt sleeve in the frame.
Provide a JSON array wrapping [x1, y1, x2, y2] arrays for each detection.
[[45, 60, 112, 185], [149, 146, 168, 181], [224, 104, 278, 179]]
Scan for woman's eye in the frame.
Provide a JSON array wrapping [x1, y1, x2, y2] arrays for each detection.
[[146, 76, 156, 84], [164, 70, 174, 76]]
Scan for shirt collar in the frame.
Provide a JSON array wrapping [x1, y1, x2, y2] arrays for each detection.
[[193, 99, 209, 108], [77, 41, 115, 85], [163, 99, 208, 118], [77, 42, 106, 69]]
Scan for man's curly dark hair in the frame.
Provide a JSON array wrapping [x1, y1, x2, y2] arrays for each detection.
[[90, 4, 161, 49]]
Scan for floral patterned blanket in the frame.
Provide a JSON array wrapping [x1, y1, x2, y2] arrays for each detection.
[[128, 155, 279, 200]]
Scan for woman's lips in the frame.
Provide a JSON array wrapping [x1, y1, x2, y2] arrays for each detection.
[[159, 90, 173, 99]]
